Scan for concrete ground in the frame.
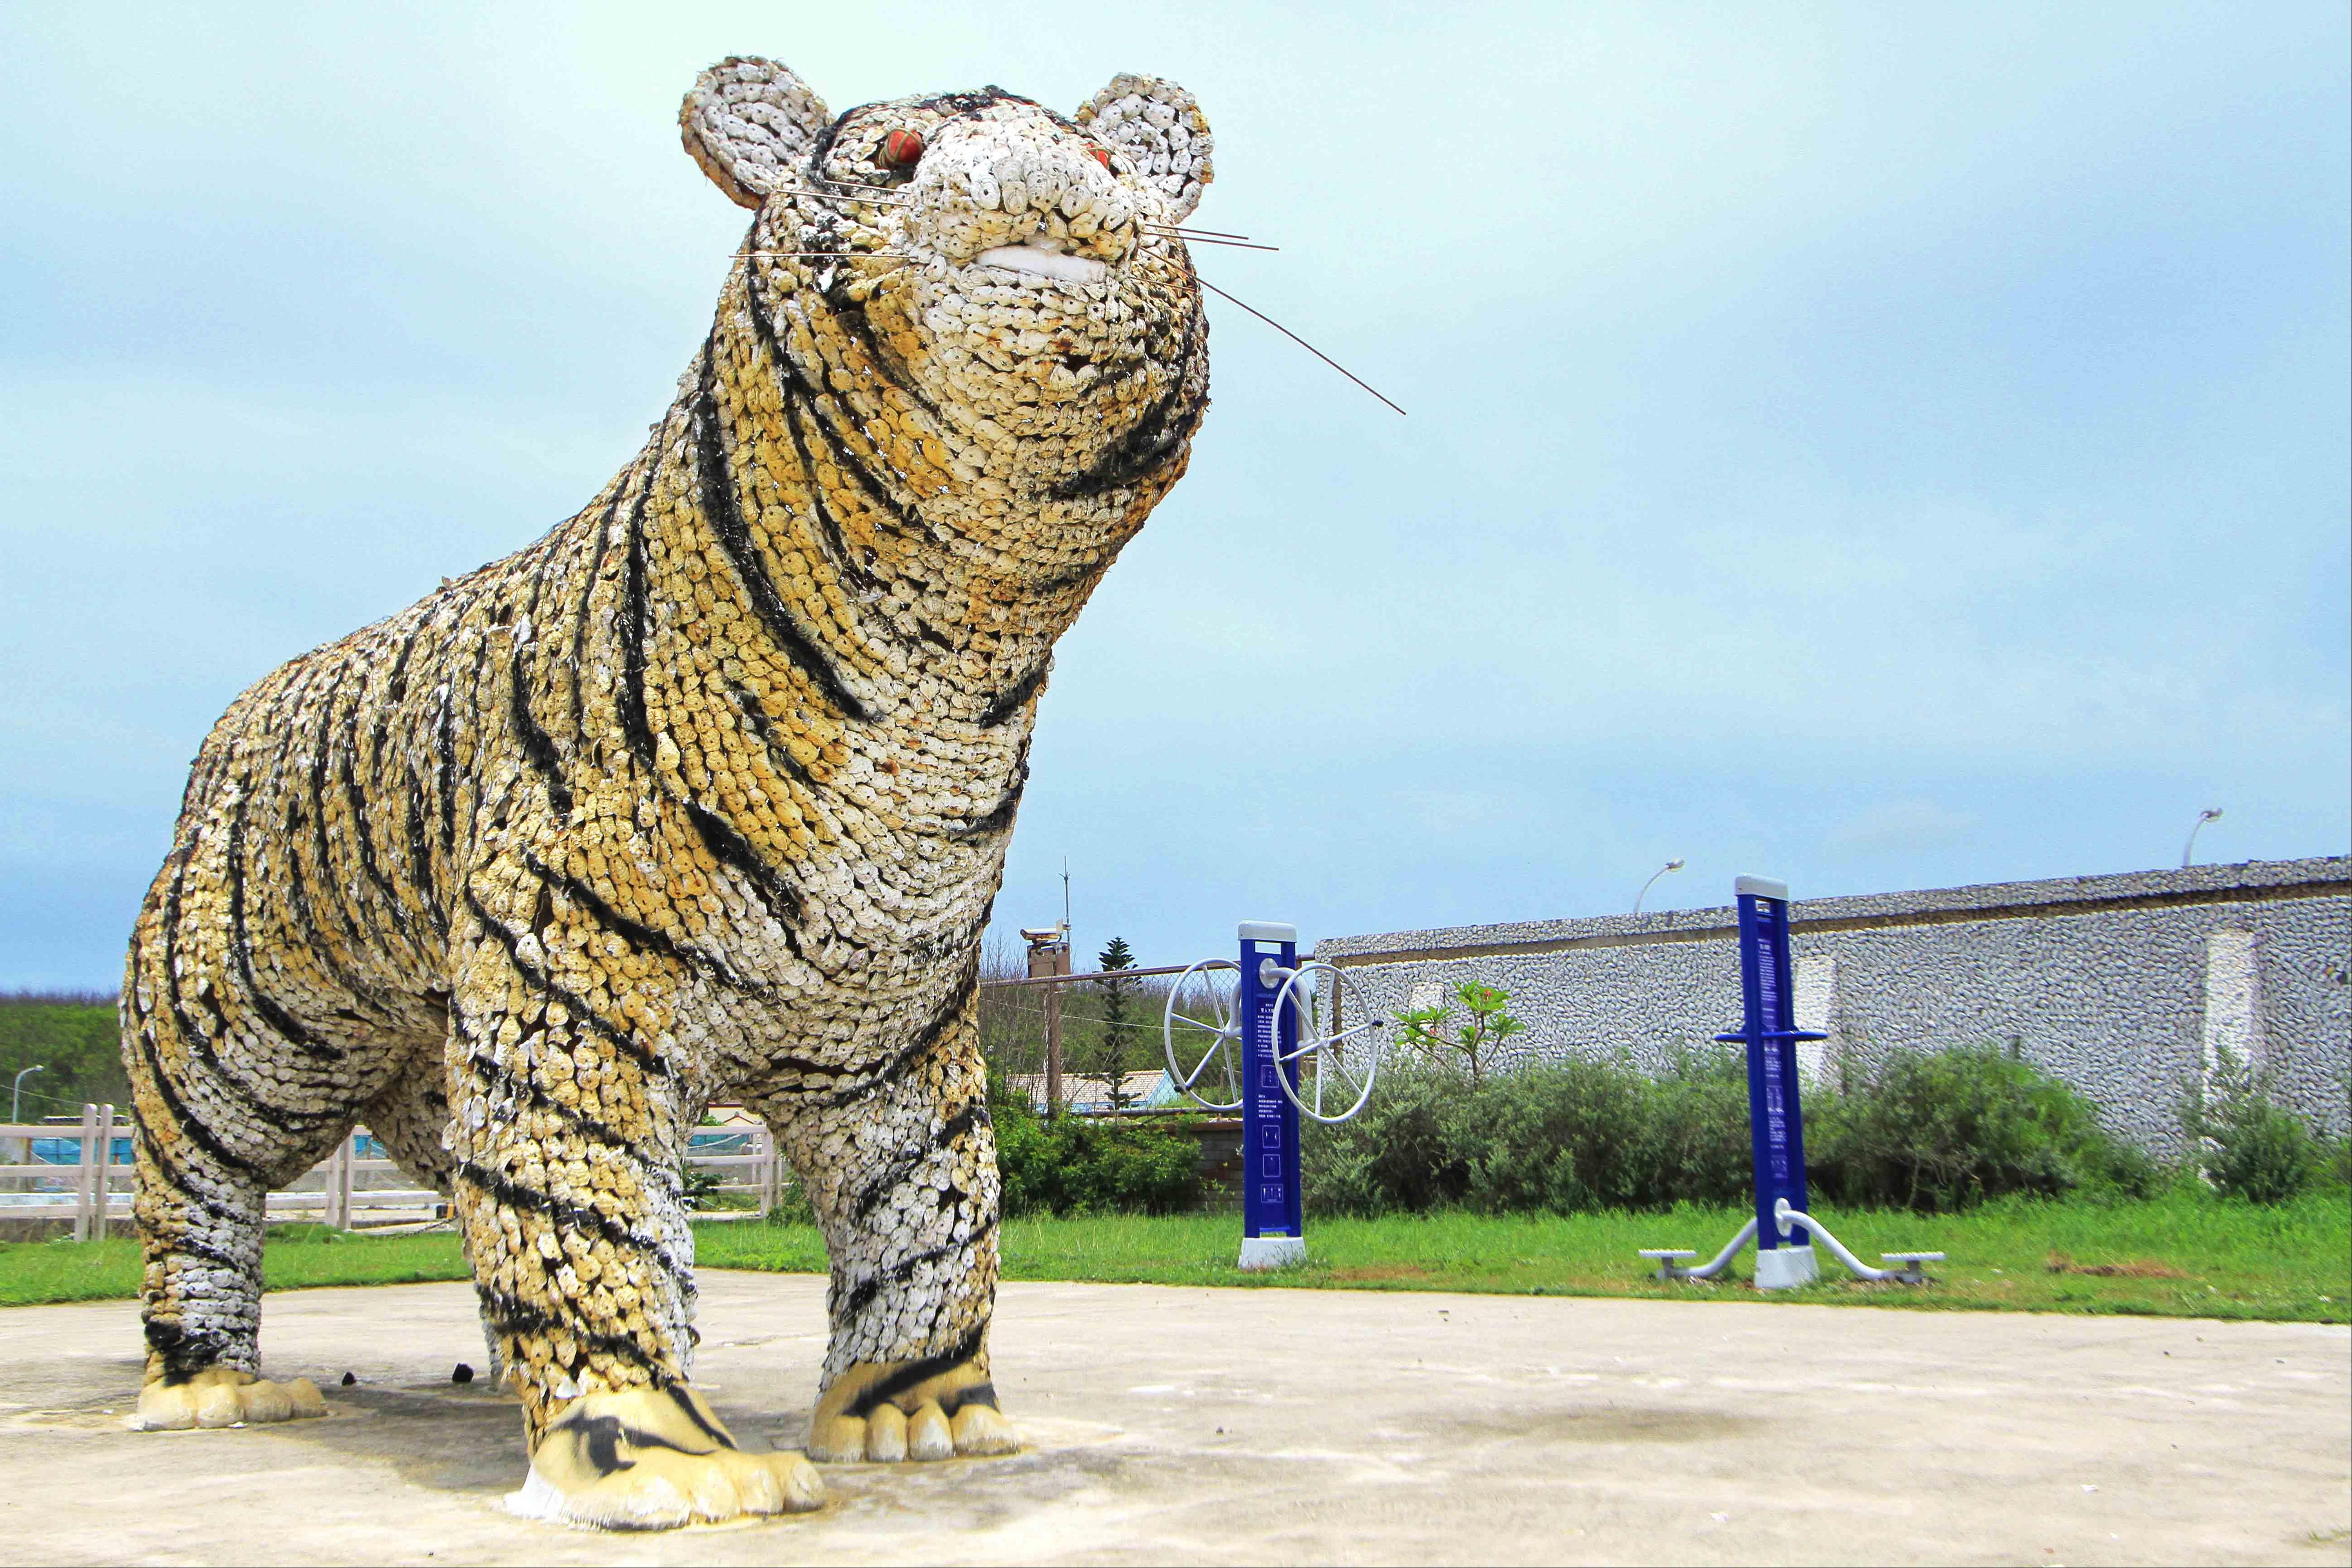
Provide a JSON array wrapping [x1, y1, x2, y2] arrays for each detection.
[[0, 1274, 2345, 1566]]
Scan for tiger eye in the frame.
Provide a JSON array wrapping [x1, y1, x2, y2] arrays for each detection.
[[882, 128, 925, 167]]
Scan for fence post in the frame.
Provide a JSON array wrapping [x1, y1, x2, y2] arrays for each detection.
[[327, 1132, 354, 1230], [1044, 977, 1063, 1118], [755, 1126, 773, 1218], [73, 1103, 97, 1243], [93, 1104, 116, 1243], [319, 1135, 337, 1230]]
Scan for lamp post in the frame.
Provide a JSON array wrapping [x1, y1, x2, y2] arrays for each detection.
[[2180, 807, 2224, 868], [10, 1064, 45, 1122], [1633, 858, 1686, 915]]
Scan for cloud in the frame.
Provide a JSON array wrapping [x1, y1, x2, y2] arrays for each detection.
[[1829, 799, 1980, 857]]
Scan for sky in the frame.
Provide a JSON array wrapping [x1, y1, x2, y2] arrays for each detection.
[[1, 2, 2345, 988]]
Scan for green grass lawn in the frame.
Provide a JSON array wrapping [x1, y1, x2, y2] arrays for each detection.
[[5, 1187, 2344, 1322], [0, 1224, 477, 1307]]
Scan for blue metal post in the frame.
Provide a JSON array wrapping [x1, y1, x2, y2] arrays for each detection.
[[1714, 875, 1827, 1289], [1236, 920, 1305, 1269]]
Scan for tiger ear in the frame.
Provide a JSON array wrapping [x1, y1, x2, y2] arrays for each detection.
[[1076, 74, 1212, 222], [680, 57, 832, 209]]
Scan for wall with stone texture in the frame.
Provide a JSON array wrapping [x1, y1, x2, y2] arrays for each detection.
[[1312, 858, 2350, 1159]]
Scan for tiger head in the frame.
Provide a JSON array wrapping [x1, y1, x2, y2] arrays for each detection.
[[681, 58, 1211, 526]]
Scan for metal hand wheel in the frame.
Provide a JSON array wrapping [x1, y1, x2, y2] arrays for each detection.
[[1161, 958, 1243, 1111], [1269, 961, 1386, 1124]]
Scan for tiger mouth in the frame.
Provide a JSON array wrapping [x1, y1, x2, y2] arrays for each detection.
[[970, 242, 1108, 285]]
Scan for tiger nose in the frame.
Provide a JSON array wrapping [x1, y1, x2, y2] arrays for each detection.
[[990, 153, 1069, 218], [983, 151, 1130, 250]]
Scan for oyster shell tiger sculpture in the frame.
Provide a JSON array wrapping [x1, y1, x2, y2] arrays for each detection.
[[118, 56, 1211, 1528]]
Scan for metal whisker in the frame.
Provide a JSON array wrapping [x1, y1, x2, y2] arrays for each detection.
[[1195, 277, 1406, 416], [747, 250, 916, 260], [800, 191, 913, 208], [1143, 224, 1258, 241], [1146, 234, 1279, 253]]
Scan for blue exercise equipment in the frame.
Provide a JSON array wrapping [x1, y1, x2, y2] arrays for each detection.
[[1165, 922, 1386, 1270], [1641, 876, 1943, 1288]]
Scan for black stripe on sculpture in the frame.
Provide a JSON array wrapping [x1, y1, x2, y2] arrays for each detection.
[[515, 850, 773, 995], [693, 352, 876, 722], [222, 808, 346, 1065], [462, 889, 675, 1083], [511, 653, 574, 818], [836, 1218, 998, 1320], [979, 657, 1050, 728], [848, 1101, 989, 1221], [840, 1321, 994, 1418], [617, 470, 657, 770]]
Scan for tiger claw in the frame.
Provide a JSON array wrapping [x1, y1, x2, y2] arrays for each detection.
[[509, 1384, 824, 1530], [132, 1367, 326, 1431], [808, 1356, 1021, 1463]]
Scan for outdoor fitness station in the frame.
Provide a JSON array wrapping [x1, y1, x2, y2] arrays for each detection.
[[1163, 922, 1385, 1269], [1641, 875, 1945, 1288], [1152, 887, 1943, 1281]]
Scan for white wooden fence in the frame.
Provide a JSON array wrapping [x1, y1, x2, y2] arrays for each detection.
[[0, 1106, 794, 1240]]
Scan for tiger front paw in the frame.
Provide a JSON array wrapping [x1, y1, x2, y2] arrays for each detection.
[[510, 1383, 824, 1531], [132, 1367, 327, 1431], [808, 1356, 1020, 1464]]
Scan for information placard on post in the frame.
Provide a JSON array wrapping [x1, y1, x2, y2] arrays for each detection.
[[1236, 921, 1305, 1269]]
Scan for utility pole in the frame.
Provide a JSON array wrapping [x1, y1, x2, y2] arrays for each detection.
[[1047, 858, 1070, 1118], [1044, 982, 1063, 1120]]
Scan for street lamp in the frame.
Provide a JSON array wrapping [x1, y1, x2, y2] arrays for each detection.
[[1633, 858, 1686, 915], [10, 1064, 45, 1122], [2180, 807, 2224, 868]]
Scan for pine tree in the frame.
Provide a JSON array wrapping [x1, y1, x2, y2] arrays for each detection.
[[1079, 936, 1139, 1113]]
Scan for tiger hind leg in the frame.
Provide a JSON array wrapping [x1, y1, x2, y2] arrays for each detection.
[[122, 995, 329, 1431], [116, 907, 357, 1439]]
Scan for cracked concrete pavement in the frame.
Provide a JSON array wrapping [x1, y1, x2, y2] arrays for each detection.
[[0, 1273, 2344, 1564]]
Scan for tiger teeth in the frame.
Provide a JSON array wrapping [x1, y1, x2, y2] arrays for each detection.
[[972, 245, 1106, 284]]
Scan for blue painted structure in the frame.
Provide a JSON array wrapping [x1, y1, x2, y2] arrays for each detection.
[[1714, 877, 1828, 1261], [1238, 923, 1303, 1244]]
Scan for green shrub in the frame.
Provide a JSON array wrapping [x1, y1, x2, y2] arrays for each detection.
[[989, 1089, 1199, 1216], [2323, 1135, 2352, 1191], [1304, 1039, 2161, 1217], [2202, 1099, 2322, 1204], [1642, 1049, 1762, 1207], [1299, 1067, 1467, 1214], [1393, 980, 1527, 1087], [681, 1164, 727, 1211], [2186, 1052, 2328, 1205], [1303, 1051, 1754, 1217], [1808, 1045, 2155, 1212]]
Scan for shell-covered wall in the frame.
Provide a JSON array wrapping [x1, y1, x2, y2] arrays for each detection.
[[1315, 857, 2351, 1159]]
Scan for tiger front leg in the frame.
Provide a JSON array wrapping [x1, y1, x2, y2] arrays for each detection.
[[444, 921, 820, 1529], [785, 1004, 1020, 1464]]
